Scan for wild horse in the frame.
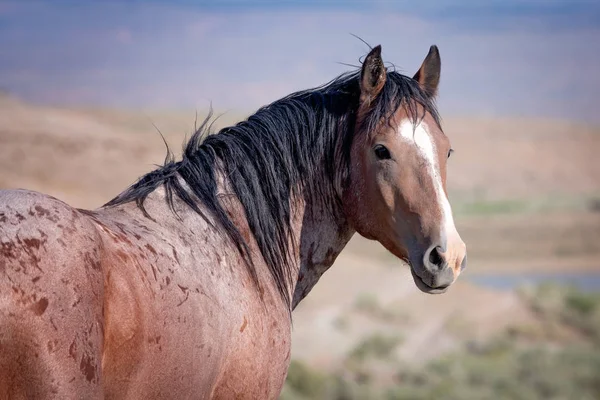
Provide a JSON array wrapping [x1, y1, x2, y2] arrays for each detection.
[[0, 45, 467, 399]]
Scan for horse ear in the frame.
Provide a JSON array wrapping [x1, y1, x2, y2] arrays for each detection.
[[413, 45, 441, 98], [360, 45, 387, 104]]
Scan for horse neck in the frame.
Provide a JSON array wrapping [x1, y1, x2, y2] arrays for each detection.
[[215, 166, 355, 310], [208, 106, 357, 310], [288, 192, 355, 310]]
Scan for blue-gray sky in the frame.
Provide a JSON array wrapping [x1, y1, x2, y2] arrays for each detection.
[[1, 0, 599, 122]]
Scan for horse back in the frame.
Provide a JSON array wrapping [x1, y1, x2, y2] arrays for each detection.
[[0, 189, 105, 398]]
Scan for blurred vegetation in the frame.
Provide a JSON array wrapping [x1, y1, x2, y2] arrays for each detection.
[[281, 284, 600, 400], [450, 193, 600, 217], [517, 283, 600, 345], [347, 333, 403, 363], [352, 293, 409, 324]]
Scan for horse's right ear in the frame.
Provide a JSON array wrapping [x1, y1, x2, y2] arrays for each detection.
[[413, 45, 441, 98], [360, 45, 386, 105]]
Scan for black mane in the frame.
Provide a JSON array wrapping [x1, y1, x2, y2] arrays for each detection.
[[104, 68, 440, 309]]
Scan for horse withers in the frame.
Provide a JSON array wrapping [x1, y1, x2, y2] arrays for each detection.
[[0, 45, 466, 399]]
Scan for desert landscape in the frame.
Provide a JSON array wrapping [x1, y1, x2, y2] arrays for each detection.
[[1, 89, 599, 398]]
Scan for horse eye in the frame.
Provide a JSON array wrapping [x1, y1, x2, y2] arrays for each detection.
[[374, 144, 391, 160], [447, 149, 454, 159]]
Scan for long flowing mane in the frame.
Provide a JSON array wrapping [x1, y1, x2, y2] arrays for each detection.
[[104, 68, 440, 309]]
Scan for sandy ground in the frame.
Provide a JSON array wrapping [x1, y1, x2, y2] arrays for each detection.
[[1, 93, 599, 368]]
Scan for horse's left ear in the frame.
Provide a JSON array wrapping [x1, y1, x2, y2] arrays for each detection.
[[360, 45, 387, 104], [413, 45, 441, 98]]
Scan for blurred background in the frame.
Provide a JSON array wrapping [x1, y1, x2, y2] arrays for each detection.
[[1, 1, 599, 398]]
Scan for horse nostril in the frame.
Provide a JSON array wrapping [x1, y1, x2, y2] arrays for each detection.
[[429, 246, 443, 266], [418, 245, 453, 289]]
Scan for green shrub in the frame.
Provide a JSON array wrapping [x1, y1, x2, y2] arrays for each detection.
[[284, 360, 329, 398], [353, 293, 408, 323], [348, 333, 403, 363], [565, 291, 599, 316]]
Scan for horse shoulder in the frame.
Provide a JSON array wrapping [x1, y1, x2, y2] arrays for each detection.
[[91, 207, 233, 397]]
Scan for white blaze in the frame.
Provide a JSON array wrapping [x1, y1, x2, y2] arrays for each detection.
[[397, 120, 460, 249]]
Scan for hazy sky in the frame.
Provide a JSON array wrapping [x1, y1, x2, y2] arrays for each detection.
[[1, 1, 599, 122]]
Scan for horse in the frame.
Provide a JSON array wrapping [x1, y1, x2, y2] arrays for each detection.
[[0, 44, 467, 399]]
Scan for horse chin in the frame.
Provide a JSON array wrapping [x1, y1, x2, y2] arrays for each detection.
[[409, 267, 450, 294]]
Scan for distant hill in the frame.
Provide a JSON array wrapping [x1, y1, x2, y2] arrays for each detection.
[[1, 97, 597, 210]]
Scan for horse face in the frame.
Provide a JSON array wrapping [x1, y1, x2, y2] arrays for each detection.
[[344, 45, 467, 294]]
